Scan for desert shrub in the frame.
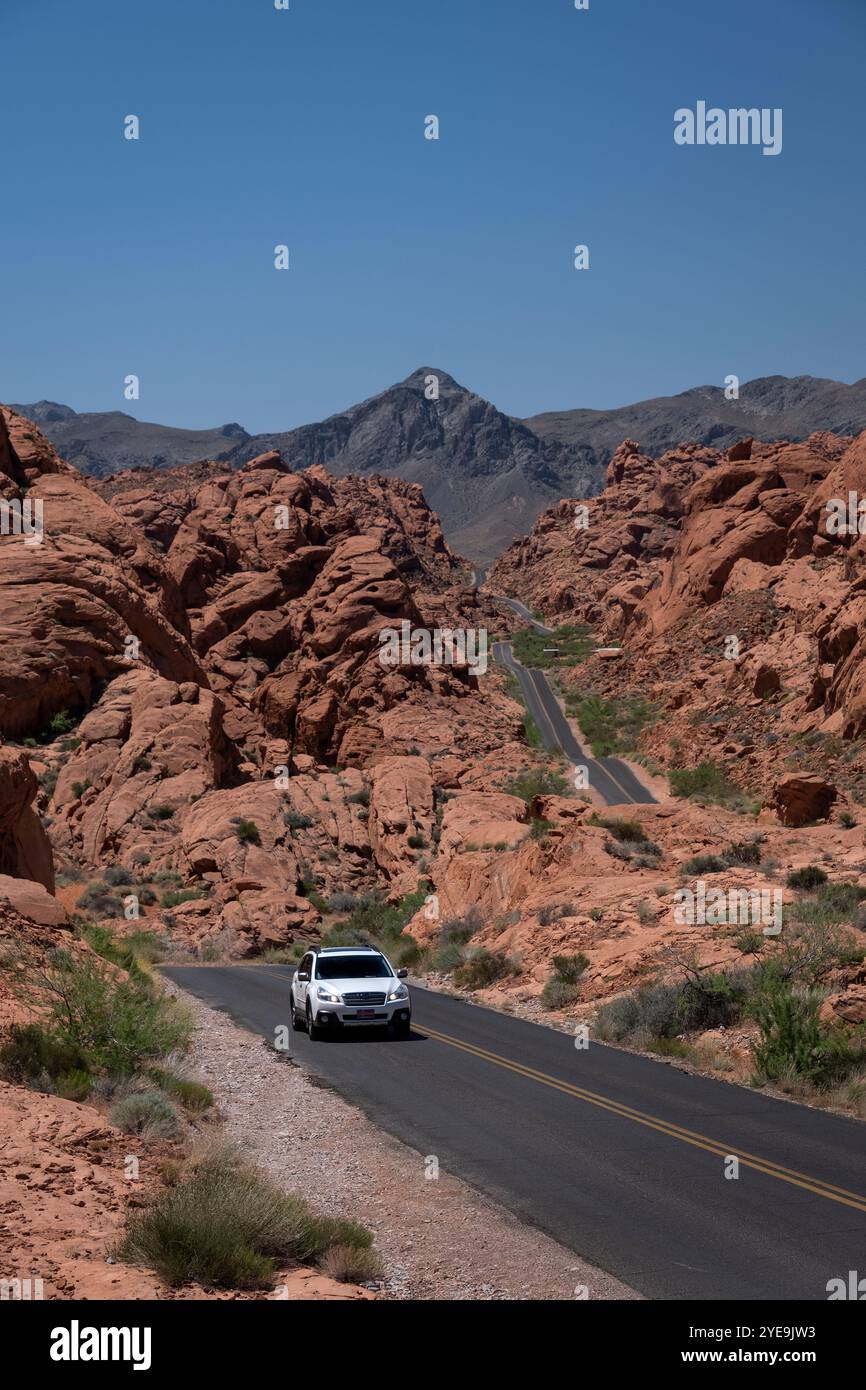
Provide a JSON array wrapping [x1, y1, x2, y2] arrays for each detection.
[[160, 888, 208, 909], [594, 970, 747, 1044], [49, 710, 76, 736], [569, 693, 657, 757], [407, 834, 426, 849], [38, 766, 60, 799], [725, 840, 762, 866], [438, 912, 481, 949], [104, 866, 135, 887], [453, 949, 518, 990], [132, 755, 152, 774], [538, 902, 574, 927], [148, 804, 175, 821], [604, 838, 632, 862], [76, 882, 124, 919], [71, 779, 92, 799], [318, 1243, 383, 1284], [16, 950, 192, 1076], [433, 939, 467, 972], [0, 1023, 90, 1088], [326, 892, 365, 914], [388, 933, 423, 969], [110, 1090, 184, 1140], [55, 1068, 94, 1101], [234, 819, 261, 845], [786, 865, 828, 891], [531, 816, 552, 841], [149, 1070, 214, 1114], [683, 853, 727, 875], [503, 767, 569, 803], [839, 811, 857, 829], [117, 1151, 374, 1289], [285, 810, 313, 830], [551, 953, 589, 985], [540, 980, 582, 1010], [752, 984, 864, 1089], [668, 762, 752, 811], [590, 815, 648, 844], [346, 787, 370, 806]]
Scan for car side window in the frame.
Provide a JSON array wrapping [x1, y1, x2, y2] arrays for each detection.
[[300, 953, 313, 976]]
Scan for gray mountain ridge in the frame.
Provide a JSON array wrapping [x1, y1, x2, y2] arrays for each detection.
[[13, 369, 866, 564]]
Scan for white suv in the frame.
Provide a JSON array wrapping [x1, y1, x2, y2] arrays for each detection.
[[291, 946, 412, 1039]]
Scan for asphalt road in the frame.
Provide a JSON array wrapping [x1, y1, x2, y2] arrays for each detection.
[[164, 965, 866, 1301], [493, 638, 655, 805]]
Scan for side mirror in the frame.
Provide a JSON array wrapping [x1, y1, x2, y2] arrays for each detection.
[[297, 971, 310, 982], [396, 968, 408, 979]]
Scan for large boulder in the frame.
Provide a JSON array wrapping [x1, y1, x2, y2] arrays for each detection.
[[763, 774, 837, 827]]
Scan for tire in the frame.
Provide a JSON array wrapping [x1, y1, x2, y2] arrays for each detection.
[[291, 994, 304, 1031], [306, 1003, 323, 1041], [393, 1015, 411, 1039]]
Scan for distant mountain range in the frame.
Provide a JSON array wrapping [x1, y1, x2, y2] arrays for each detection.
[[14, 371, 866, 563]]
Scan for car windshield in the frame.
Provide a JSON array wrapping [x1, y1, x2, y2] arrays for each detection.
[[316, 954, 392, 980]]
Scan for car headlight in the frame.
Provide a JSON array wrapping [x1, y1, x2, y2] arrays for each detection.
[[387, 983, 409, 1002], [316, 986, 343, 1004]]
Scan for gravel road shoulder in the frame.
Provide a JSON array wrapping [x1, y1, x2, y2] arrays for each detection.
[[169, 981, 639, 1302]]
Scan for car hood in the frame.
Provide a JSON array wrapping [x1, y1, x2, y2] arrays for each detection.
[[316, 976, 398, 994]]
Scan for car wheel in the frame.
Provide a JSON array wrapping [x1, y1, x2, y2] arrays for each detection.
[[291, 995, 304, 1031], [306, 1003, 323, 1041], [393, 1015, 411, 1039]]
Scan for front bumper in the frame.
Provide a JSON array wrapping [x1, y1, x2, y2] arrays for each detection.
[[314, 1002, 411, 1028]]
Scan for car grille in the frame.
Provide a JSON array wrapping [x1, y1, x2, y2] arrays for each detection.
[[343, 991, 387, 1005]]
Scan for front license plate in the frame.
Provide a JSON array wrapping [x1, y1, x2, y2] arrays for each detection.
[[356, 1009, 375, 1017]]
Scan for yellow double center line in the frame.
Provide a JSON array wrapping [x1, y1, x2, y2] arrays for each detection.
[[415, 1023, 866, 1214]]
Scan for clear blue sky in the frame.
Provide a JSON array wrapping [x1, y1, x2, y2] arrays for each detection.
[[1, 0, 863, 431]]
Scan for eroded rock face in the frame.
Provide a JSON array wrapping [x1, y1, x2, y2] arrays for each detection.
[[0, 406, 519, 955], [0, 748, 53, 890], [0, 408, 203, 739]]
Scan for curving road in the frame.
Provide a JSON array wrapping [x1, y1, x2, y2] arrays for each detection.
[[164, 965, 866, 1302], [493, 638, 655, 806]]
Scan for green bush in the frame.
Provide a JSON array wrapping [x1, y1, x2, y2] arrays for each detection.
[[594, 970, 747, 1044], [117, 1152, 374, 1289], [503, 767, 569, 803], [538, 902, 575, 927], [669, 762, 752, 811], [510, 623, 593, 670], [453, 949, 518, 990], [234, 818, 261, 845], [786, 865, 828, 891], [150, 1070, 214, 1114], [49, 709, 76, 736], [148, 803, 175, 821], [0, 1023, 90, 1088], [76, 882, 124, 919], [683, 853, 727, 875], [569, 693, 657, 757], [752, 984, 863, 1089], [23, 950, 192, 1075], [318, 1243, 383, 1284], [285, 810, 313, 830], [110, 1090, 184, 1140], [55, 1068, 94, 1101], [725, 840, 762, 866], [590, 815, 648, 844], [551, 953, 589, 985], [540, 980, 582, 1011]]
